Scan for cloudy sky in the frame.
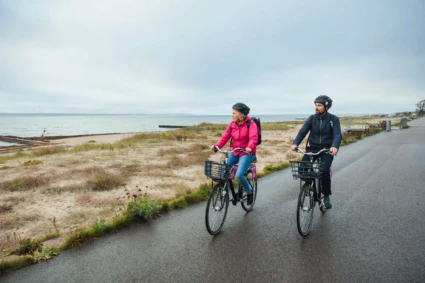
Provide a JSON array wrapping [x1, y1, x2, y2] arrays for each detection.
[[0, 0, 424, 115]]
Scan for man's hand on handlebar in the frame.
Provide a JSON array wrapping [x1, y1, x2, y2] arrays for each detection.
[[330, 147, 338, 156], [290, 145, 297, 152]]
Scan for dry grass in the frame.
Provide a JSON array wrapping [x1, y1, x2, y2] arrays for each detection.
[[0, 204, 13, 213], [139, 167, 176, 178], [166, 151, 212, 167], [263, 140, 284, 146], [2, 195, 28, 205], [0, 213, 42, 230], [32, 146, 67, 157], [173, 183, 193, 198], [286, 152, 300, 160], [0, 175, 51, 192]]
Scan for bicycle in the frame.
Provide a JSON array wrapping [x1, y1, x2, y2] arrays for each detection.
[[203, 146, 258, 235], [290, 147, 331, 236]]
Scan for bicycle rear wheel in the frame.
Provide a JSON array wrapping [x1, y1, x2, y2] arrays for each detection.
[[205, 183, 229, 235], [241, 170, 257, 212], [296, 181, 314, 236]]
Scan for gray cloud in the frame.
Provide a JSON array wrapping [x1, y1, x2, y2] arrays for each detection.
[[0, 0, 424, 115]]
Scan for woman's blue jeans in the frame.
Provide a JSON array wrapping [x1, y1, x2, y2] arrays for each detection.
[[227, 153, 256, 193]]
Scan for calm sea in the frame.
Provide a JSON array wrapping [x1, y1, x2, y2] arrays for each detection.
[[0, 113, 365, 146]]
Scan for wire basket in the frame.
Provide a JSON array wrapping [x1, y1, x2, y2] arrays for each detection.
[[289, 161, 323, 180], [204, 160, 228, 181]]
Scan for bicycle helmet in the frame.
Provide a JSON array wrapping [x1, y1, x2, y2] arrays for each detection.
[[314, 95, 333, 109], [232, 103, 250, 115]]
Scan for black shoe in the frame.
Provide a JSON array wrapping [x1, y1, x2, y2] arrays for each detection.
[[247, 193, 253, 205]]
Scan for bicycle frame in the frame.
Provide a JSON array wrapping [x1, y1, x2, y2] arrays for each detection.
[[296, 148, 330, 207], [213, 146, 256, 205]]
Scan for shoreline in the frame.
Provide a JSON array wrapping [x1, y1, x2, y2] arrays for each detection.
[[0, 133, 142, 151]]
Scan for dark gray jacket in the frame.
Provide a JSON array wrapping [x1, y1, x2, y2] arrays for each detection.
[[293, 112, 342, 150]]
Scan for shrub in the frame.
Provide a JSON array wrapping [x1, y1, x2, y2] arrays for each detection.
[[169, 198, 188, 209], [126, 197, 159, 221], [25, 246, 59, 263], [0, 166, 13, 170], [88, 174, 123, 191], [5, 178, 24, 191], [23, 160, 42, 166], [1, 175, 50, 191]]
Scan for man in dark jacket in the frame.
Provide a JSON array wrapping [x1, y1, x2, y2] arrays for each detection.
[[290, 95, 342, 209]]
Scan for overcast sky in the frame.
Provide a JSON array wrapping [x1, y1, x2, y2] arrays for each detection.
[[0, 0, 424, 115]]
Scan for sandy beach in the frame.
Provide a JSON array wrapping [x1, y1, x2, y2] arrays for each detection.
[[51, 133, 136, 146]]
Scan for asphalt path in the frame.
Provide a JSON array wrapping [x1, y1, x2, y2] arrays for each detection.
[[3, 118, 425, 283]]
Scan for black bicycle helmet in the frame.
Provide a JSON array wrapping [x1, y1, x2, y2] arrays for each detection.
[[314, 95, 333, 109], [232, 103, 250, 115]]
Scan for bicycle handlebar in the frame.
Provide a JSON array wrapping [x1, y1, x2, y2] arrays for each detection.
[[213, 146, 251, 155], [296, 147, 330, 156]]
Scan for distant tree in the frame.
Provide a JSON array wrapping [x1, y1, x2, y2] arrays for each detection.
[[416, 99, 425, 116]]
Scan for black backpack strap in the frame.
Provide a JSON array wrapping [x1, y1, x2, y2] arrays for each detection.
[[306, 115, 315, 148]]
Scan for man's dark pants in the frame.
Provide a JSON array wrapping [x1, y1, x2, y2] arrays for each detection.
[[301, 150, 334, 196]]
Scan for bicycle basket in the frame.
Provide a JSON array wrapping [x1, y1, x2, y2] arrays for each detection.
[[289, 161, 323, 180], [204, 160, 228, 181]]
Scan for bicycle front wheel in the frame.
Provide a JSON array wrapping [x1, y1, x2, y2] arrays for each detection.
[[205, 183, 229, 235], [241, 170, 257, 212], [296, 181, 314, 236]]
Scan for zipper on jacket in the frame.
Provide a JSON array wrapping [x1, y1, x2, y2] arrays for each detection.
[[320, 117, 322, 145]]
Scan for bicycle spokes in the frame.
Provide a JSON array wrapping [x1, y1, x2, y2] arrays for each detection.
[[297, 183, 314, 236], [205, 184, 229, 235]]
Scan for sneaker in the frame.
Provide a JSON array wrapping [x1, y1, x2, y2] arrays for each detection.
[[324, 197, 332, 209], [247, 192, 253, 205]]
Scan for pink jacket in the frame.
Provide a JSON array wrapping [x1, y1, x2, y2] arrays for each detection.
[[216, 116, 258, 156]]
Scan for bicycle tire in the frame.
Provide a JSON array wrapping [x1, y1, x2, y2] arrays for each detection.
[[241, 170, 257, 212], [205, 183, 229, 235], [296, 182, 314, 236]]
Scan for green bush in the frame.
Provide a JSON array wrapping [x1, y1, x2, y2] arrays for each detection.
[[169, 198, 188, 209], [25, 246, 59, 263], [126, 197, 159, 221]]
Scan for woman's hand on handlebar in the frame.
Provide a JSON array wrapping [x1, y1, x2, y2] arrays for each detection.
[[245, 147, 252, 153], [210, 145, 218, 152]]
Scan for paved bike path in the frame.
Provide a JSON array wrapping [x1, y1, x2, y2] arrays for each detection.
[[3, 118, 425, 282]]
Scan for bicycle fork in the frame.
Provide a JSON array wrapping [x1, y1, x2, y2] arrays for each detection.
[[313, 179, 327, 211]]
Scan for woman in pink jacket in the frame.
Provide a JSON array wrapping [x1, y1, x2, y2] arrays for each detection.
[[210, 103, 258, 205]]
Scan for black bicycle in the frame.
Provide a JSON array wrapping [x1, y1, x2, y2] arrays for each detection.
[[290, 147, 330, 236], [203, 147, 258, 235]]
